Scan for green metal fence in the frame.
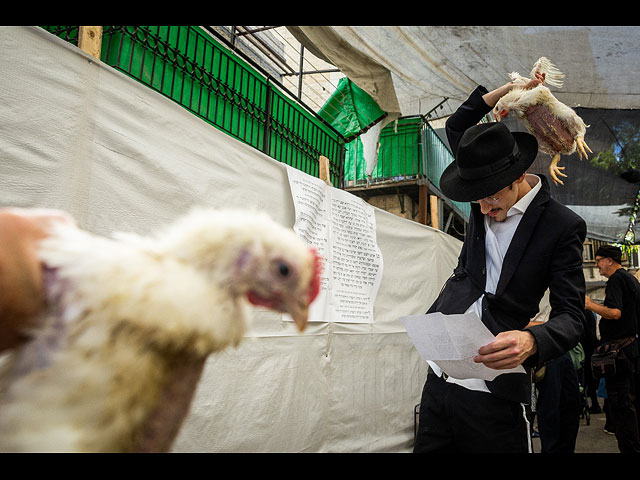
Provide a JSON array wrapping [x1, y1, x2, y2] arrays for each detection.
[[377, 117, 423, 181], [41, 26, 346, 187], [422, 122, 470, 219], [343, 117, 422, 184]]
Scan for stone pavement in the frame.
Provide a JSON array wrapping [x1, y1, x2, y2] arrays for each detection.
[[532, 411, 619, 453]]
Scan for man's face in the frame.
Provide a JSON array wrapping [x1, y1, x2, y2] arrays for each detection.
[[474, 182, 520, 222], [595, 256, 614, 278]]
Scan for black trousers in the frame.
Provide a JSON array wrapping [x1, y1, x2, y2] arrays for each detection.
[[605, 351, 640, 453], [413, 372, 531, 453], [535, 352, 581, 453]]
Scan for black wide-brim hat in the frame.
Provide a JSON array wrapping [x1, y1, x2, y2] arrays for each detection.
[[439, 122, 538, 202]]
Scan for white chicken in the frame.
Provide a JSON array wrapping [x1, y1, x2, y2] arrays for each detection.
[[0, 208, 322, 452], [493, 57, 593, 186]]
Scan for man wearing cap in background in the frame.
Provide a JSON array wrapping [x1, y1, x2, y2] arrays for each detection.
[[413, 76, 587, 453], [586, 245, 640, 453]]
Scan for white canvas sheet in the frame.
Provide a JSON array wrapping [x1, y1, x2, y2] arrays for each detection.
[[0, 27, 461, 452], [290, 26, 640, 119]]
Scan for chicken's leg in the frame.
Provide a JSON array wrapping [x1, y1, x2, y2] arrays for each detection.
[[549, 154, 567, 186], [575, 136, 592, 160]]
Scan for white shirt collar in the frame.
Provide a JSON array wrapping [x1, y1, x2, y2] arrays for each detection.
[[506, 174, 541, 217]]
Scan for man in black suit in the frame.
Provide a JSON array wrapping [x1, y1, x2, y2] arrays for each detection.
[[413, 78, 587, 453]]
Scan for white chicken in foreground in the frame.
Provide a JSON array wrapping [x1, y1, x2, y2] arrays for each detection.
[[0, 208, 322, 452], [493, 57, 592, 186]]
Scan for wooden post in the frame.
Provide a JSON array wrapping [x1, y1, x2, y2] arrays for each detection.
[[418, 183, 428, 225], [429, 195, 439, 230], [319, 156, 332, 186], [78, 26, 103, 59]]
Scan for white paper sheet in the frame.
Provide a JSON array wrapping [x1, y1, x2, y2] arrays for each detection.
[[401, 312, 525, 381], [286, 166, 383, 323]]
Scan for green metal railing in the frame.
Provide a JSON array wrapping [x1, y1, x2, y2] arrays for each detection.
[[422, 121, 471, 219], [376, 116, 424, 181], [41, 26, 346, 187]]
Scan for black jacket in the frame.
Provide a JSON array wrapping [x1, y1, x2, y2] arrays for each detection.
[[428, 86, 586, 403]]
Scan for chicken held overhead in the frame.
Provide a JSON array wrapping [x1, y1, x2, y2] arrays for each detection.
[[0, 208, 322, 452], [493, 57, 592, 186]]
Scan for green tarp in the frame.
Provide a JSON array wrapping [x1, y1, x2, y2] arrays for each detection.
[[318, 77, 423, 183], [318, 77, 385, 138]]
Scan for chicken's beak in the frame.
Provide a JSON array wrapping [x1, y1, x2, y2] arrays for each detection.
[[286, 298, 309, 332]]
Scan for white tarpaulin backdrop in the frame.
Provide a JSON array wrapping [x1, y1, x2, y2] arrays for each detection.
[[289, 26, 640, 119], [0, 27, 461, 452]]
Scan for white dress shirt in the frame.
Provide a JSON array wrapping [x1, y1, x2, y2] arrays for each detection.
[[428, 174, 542, 392]]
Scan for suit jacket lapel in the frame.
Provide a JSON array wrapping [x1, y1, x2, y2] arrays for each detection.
[[495, 177, 550, 295], [468, 203, 487, 289]]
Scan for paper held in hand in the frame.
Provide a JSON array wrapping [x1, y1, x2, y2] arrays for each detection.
[[401, 312, 525, 381]]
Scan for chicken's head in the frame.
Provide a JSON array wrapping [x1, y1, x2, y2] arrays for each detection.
[[492, 87, 531, 123], [238, 217, 322, 332], [243, 241, 322, 332], [492, 102, 510, 122], [158, 208, 322, 332]]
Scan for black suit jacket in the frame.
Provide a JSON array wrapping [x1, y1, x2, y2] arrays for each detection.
[[428, 86, 586, 403]]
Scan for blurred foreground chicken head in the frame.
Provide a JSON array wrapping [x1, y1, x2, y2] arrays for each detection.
[[154, 208, 323, 333], [0, 208, 322, 452]]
